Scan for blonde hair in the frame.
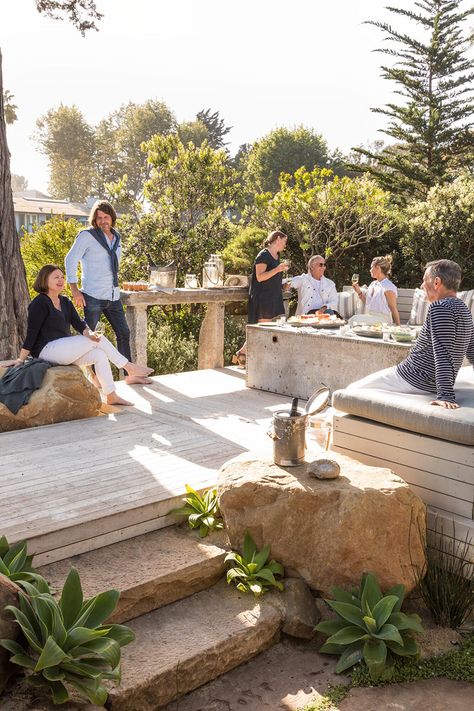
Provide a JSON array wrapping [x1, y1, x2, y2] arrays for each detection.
[[264, 230, 288, 247], [372, 254, 393, 277]]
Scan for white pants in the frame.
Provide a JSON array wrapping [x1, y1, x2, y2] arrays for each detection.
[[347, 366, 430, 395], [39, 336, 128, 395]]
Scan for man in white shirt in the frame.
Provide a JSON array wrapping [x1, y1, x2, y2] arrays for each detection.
[[65, 200, 151, 385], [290, 255, 338, 315]]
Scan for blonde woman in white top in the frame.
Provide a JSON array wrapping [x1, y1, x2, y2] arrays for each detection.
[[352, 255, 401, 325]]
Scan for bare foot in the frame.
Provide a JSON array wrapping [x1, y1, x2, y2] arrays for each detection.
[[124, 375, 154, 385], [124, 362, 154, 378], [106, 392, 133, 406]]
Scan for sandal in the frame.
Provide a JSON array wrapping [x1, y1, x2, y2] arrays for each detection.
[[232, 351, 247, 368]]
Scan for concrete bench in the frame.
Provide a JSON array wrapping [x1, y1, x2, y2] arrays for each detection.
[[331, 366, 474, 564]]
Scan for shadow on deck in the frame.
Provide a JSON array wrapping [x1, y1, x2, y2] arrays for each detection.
[[0, 368, 292, 565]]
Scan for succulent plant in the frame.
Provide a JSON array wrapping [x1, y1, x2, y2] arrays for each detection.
[[225, 531, 284, 596], [315, 572, 423, 681]]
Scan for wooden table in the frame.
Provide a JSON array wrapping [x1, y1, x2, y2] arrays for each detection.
[[121, 287, 248, 368]]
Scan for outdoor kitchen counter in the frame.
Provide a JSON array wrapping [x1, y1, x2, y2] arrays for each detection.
[[246, 323, 411, 399]]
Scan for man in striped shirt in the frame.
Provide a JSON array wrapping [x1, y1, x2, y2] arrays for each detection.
[[348, 260, 474, 410]]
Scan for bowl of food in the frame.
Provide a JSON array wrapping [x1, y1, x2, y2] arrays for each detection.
[[390, 328, 417, 343]]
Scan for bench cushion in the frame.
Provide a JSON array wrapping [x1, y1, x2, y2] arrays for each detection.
[[332, 367, 474, 445]]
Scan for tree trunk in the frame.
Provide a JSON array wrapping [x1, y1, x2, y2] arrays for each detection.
[[0, 49, 29, 358]]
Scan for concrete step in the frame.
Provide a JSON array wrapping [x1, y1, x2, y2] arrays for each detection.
[[38, 526, 229, 623], [107, 579, 283, 711]]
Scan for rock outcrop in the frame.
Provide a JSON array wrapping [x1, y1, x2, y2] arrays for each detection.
[[0, 365, 101, 432], [218, 452, 426, 597]]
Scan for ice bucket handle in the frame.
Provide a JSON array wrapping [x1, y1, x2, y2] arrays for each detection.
[[266, 428, 281, 441]]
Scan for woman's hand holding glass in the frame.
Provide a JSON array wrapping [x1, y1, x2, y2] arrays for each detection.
[[87, 322, 105, 341]]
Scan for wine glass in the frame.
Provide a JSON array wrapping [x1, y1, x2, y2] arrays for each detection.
[[351, 273, 359, 285], [93, 322, 106, 338]]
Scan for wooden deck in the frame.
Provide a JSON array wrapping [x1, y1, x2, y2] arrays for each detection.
[[0, 368, 291, 566]]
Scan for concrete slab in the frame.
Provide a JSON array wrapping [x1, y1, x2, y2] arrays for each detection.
[[246, 325, 409, 399]]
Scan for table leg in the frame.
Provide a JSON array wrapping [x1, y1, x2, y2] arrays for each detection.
[[198, 302, 225, 369], [125, 304, 148, 364]]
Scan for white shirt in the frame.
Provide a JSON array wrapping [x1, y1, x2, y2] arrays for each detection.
[[366, 278, 398, 316], [65, 229, 121, 301], [290, 274, 338, 315]]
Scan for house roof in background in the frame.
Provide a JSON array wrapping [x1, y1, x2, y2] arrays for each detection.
[[13, 193, 89, 218]]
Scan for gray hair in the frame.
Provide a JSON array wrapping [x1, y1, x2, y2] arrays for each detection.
[[308, 255, 325, 271], [425, 259, 462, 291]]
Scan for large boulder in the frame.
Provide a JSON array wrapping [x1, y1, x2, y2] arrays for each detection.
[[0, 574, 21, 694], [0, 365, 101, 433], [218, 451, 426, 597]]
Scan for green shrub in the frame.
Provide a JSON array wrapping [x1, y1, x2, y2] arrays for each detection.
[[222, 225, 266, 274], [0, 536, 48, 592], [20, 217, 82, 297], [146, 311, 199, 375], [0, 568, 135, 706], [411, 517, 473, 629], [315, 573, 423, 681], [225, 532, 284, 596], [172, 485, 224, 538]]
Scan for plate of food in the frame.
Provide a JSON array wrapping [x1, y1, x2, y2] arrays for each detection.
[[390, 327, 418, 343], [352, 324, 384, 338], [288, 314, 346, 329]]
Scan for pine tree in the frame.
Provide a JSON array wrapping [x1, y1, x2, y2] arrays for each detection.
[[353, 0, 474, 200], [196, 109, 232, 150]]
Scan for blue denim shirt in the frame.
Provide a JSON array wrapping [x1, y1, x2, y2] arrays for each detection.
[[65, 230, 121, 301]]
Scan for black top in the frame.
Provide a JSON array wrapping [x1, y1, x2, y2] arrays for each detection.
[[248, 248, 284, 324], [23, 293, 87, 358]]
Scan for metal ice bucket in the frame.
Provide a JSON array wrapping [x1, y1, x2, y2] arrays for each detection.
[[149, 265, 177, 288], [269, 410, 307, 466], [267, 385, 330, 467]]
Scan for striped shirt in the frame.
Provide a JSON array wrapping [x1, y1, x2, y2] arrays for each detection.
[[397, 297, 474, 402]]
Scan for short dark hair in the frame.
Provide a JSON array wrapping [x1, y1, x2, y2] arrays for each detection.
[[33, 264, 62, 294], [425, 259, 462, 291], [89, 200, 117, 228]]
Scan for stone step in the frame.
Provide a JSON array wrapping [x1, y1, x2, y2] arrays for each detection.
[[107, 579, 282, 711], [38, 526, 229, 623]]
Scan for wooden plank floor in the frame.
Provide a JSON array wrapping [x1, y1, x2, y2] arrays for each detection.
[[0, 368, 291, 565]]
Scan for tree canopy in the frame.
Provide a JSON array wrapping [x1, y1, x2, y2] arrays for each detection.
[[244, 126, 330, 194], [353, 0, 474, 199], [35, 104, 95, 201]]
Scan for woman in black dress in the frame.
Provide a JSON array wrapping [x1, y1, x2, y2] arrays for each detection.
[[234, 230, 289, 366]]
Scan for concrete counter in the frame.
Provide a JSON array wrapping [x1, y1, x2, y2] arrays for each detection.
[[246, 324, 411, 399]]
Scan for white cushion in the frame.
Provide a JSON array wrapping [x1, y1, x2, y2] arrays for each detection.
[[457, 289, 474, 310], [408, 288, 430, 325], [337, 292, 355, 319], [332, 367, 474, 445]]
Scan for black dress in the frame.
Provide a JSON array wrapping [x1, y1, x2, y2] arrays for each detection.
[[248, 249, 284, 324]]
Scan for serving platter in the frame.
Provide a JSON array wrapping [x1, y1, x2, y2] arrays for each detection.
[[352, 327, 383, 338]]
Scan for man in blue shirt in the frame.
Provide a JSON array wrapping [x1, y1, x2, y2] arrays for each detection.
[[65, 200, 152, 385]]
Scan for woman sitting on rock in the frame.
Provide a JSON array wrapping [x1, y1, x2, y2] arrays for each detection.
[[12, 264, 153, 406]]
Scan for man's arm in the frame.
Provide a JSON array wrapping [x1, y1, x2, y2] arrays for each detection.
[[429, 304, 458, 408], [65, 232, 89, 308]]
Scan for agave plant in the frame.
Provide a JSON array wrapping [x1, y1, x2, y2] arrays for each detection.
[[172, 484, 224, 538], [0, 535, 48, 591], [225, 531, 284, 596], [0, 568, 135, 705], [315, 573, 423, 681]]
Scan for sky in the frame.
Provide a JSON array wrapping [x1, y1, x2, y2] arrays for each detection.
[[0, 0, 460, 193]]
